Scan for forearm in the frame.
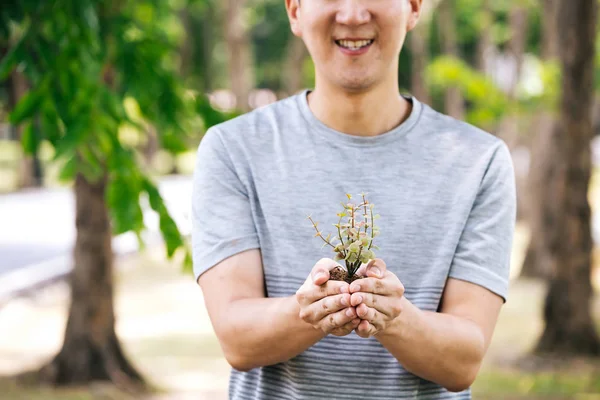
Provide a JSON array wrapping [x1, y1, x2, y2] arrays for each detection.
[[376, 297, 485, 392], [217, 295, 325, 371]]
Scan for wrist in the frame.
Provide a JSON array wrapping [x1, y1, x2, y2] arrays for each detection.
[[377, 296, 419, 340], [286, 295, 327, 336]]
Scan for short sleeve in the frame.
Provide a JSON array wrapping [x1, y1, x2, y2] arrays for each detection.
[[191, 127, 260, 282], [448, 142, 517, 302]]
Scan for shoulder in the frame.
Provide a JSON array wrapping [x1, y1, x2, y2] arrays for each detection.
[[206, 94, 299, 145], [415, 100, 511, 167]]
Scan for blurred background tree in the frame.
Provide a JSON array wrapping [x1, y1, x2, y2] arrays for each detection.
[[534, 0, 600, 355], [0, 0, 229, 390]]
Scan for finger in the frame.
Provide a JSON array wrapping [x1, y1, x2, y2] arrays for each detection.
[[350, 292, 400, 318], [330, 318, 361, 337], [310, 258, 344, 285], [296, 280, 349, 306], [355, 304, 386, 333], [349, 274, 404, 297], [319, 307, 358, 333], [355, 319, 378, 338], [300, 293, 351, 323], [355, 262, 369, 277], [355, 303, 377, 321], [364, 258, 387, 279]]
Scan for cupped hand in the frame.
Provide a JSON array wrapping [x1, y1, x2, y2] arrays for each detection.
[[295, 258, 360, 336], [349, 258, 405, 338]]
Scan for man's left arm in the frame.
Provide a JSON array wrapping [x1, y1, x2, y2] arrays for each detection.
[[350, 264, 502, 392], [350, 142, 517, 391]]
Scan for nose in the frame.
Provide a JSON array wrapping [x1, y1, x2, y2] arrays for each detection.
[[336, 0, 371, 26]]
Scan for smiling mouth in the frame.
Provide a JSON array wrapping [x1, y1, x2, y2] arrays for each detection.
[[335, 39, 374, 51]]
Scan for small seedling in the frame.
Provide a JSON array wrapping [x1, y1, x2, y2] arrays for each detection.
[[308, 193, 380, 283]]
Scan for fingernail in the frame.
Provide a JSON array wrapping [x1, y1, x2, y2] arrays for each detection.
[[356, 295, 363, 304], [346, 308, 354, 317], [352, 284, 361, 292], [313, 272, 324, 282], [339, 285, 348, 294], [370, 267, 381, 277], [341, 296, 348, 306], [352, 318, 360, 325]]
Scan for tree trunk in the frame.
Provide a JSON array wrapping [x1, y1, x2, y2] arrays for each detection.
[[201, 3, 216, 93], [541, 0, 559, 60], [535, 0, 600, 355], [476, 0, 493, 73], [409, 21, 431, 105], [179, 8, 194, 79], [495, 6, 529, 147], [9, 69, 40, 188], [521, 0, 558, 278], [520, 112, 555, 279], [282, 36, 308, 97], [496, 7, 530, 221], [225, 0, 254, 112], [437, 0, 465, 120], [38, 173, 145, 387]]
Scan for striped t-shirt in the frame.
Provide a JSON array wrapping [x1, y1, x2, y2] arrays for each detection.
[[192, 90, 516, 399]]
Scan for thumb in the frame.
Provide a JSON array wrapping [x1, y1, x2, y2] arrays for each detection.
[[312, 270, 329, 286], [311, 258, 340, 285], [365, 258, 386, 278]]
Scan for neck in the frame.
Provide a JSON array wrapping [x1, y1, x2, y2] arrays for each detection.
[[307, 79, 412, 137]]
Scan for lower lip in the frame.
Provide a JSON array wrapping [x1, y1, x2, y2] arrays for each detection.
[[336, 41, 373, 56]]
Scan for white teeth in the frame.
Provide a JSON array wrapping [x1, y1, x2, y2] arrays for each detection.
[[337, 39, 373, 50]]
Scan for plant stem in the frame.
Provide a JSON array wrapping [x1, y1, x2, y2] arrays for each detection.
[[362, 194, 369, 234], [368, 205, 374, 250], [349, 246, 363, 276], [336, 213, 347, 258], [307, 216, 336, 249]]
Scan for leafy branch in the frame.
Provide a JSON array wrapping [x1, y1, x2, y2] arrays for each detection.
[[308, 193, 381, 278]]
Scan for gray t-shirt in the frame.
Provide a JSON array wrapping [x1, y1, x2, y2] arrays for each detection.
[[192, 90, 516, 400]]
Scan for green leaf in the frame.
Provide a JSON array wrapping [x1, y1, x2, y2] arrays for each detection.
[[41, 103, 62, 145], [106, 170, 145, 235], [142, 177, 162, 210], [21, 122, 41, 155], [53, 119, 89, 160], [0, 32, 27, 81], [196, 93, 232, 129], [141, 176, 185, 258], [58, 155, 78, 182], [182, 248, 193, 274], [79, 145, 104, 179], [9, 89, 43, 125], [160, 207, 184, 257]]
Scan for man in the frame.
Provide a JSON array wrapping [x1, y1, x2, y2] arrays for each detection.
[[191, 0, 516, 399]]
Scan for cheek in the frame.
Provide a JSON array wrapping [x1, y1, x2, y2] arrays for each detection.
[[303, 25, 333, 57], [379, 20, 408, 53]]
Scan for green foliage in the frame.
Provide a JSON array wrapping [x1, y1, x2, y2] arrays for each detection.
[[196, 93, 241, 129], [426, 54, 561, 130], [426, 56, 510, 129], [0, 0, 226, 271], [250, 0, 294, 90], [308, 193, 380, 278]]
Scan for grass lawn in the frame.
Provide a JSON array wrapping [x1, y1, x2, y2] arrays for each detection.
[[0, 224, 599, 399]]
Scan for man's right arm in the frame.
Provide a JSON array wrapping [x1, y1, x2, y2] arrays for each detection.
[[198, 251, 359, 372]]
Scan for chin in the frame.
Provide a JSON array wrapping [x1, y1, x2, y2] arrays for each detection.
[[336, 76, 377, 93]]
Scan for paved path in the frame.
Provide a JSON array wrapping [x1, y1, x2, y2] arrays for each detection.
[[0, 175, 193, 300]]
